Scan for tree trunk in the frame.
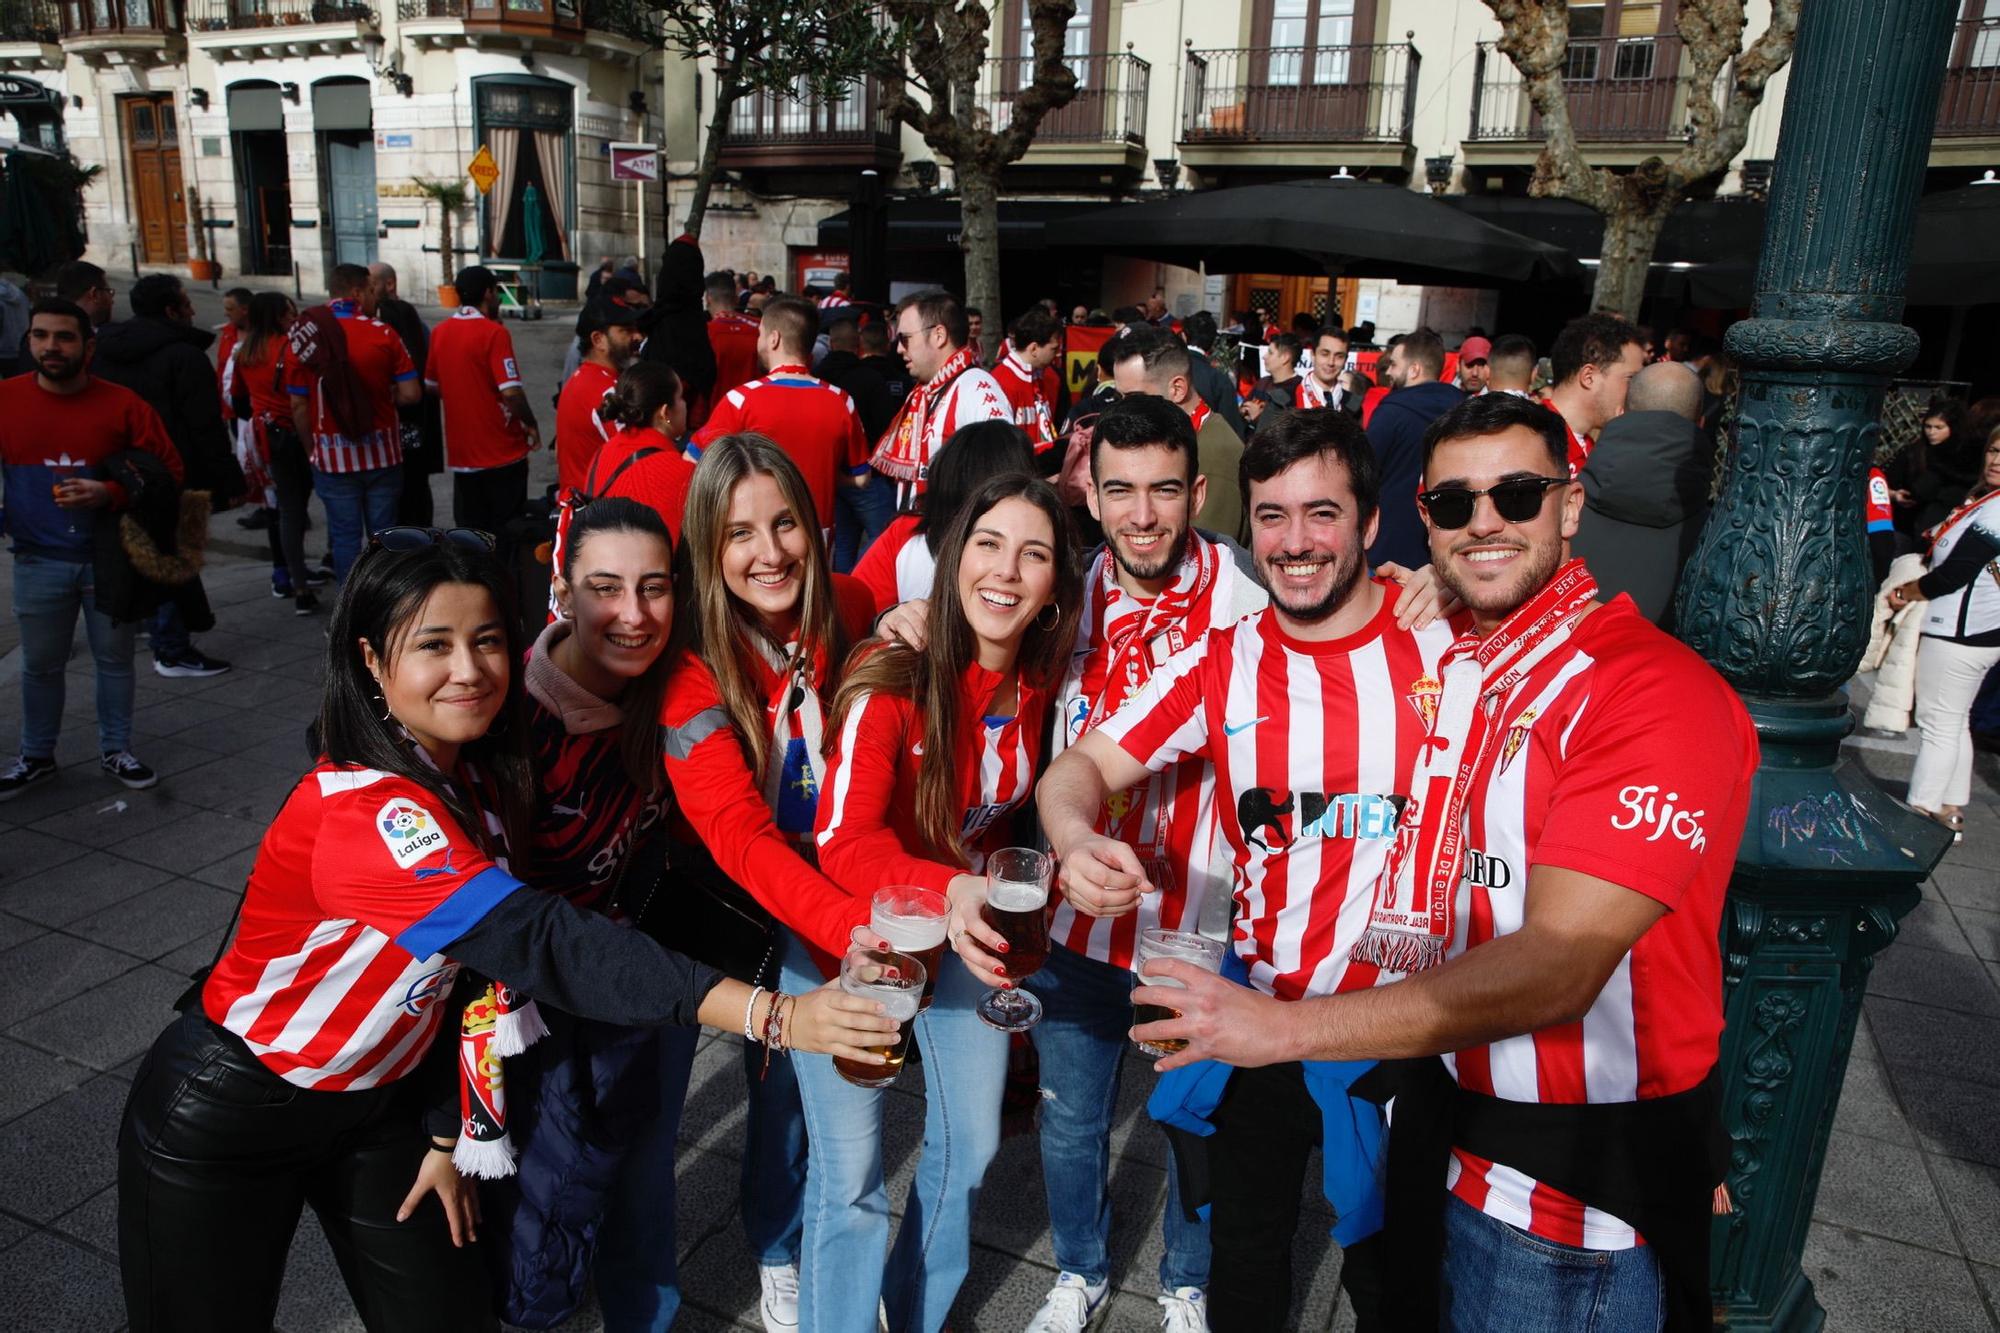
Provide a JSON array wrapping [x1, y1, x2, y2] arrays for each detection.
[[1591, 201, 1674, 320], [683, 68, 739, 241], [957, 160, 1002, 339]]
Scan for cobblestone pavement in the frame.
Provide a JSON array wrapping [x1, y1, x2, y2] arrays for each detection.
[[0, 283, 1994, 1330]]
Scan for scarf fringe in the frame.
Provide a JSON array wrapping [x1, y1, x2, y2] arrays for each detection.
[[1350, 927, 1445, 974], [452, 1132, 518, 1180], [490, 997, 548, 1057]]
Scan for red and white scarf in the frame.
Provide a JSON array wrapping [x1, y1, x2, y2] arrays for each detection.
[[755, 633, 829, 840], [1077, 533, 1221, 733], [1296, 373, 1342, 411], [1352, 560, 1599, 973], [871, 344, 981, 483], [1188, 399, 1212, 435]]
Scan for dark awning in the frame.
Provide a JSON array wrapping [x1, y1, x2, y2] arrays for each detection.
[[817, 198, 1118, 252], [1442, 193, 1769, 266]]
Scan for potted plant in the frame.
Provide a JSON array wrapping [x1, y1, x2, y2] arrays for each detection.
[[186, 185, 220, 282], [412, 177, 469, 305]]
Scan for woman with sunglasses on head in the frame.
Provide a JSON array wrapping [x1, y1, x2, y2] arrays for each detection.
[[798, 473, 1084, 1333], [116, 528, 900, 1333], [653, 434, 882, 1330]]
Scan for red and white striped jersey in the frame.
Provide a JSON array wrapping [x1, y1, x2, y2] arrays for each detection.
[[880, 365, 1011, 509], [201, 763, 523, 1090], [1096, 588, 1453, 1000], [1442, 597, 1757, 1250], [816, 661, 1048, 895], [994, 346, 1058, 453], [850, 513, 937, 615], [1048, 537, 1268, 970]]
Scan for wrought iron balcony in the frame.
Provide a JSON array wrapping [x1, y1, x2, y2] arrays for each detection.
[[1181, 42, 1417, 145], [1937, 17, 2000, 137], [188, 0, 371, 29], [0, 0, 59, 42], [976, 49, 1149, 147], [1468, 35, 1697, 142], [719, 75, 899, 174]]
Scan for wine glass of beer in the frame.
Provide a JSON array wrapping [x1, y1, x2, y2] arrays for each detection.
[[974, 847, 1052, 1033], [833, 947, 926, 1089], [1132, 928, 1225, 1057], [871, 886, 949, 1010]]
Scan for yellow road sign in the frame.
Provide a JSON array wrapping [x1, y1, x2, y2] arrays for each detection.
[[467, 143, 499, 195]]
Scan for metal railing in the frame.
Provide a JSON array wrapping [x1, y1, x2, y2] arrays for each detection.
[[0, 0, 60, 42], [394, 0, 456, 15], [189, 0, 371, 29], [1937, 17, 2000, 136], [56, 0, 181, 36], [723, 74, 894, 148], [1181, 42, 1417, 144], [977, 50, 1149, 146], [1469, 35, 1695, 141]]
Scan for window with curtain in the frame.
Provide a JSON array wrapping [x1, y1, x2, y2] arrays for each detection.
[[1267, 0, 1357, 86]]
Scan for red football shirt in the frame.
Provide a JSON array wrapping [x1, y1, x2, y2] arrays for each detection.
[[599, 425, 697, 545], [556, 360, 618, 496], [701, 313, 763, 430], [427, 307, 529, 471], [691, 365, 869, 533]]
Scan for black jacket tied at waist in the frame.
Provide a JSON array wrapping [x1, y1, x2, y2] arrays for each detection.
[[1354, 1057, 1725, 1333]]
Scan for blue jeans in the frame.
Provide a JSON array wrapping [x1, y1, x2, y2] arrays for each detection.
[[14, 553, 134, 757], [833, 474, 898, 573], [783, 931, 1008, 1333], [312, 464, 400, 580], [1442, 1193, 1662, 1332], [1025, 943, 1209, 1291], [594, 1023, 806, 1333], [150, 602, 191, 662]]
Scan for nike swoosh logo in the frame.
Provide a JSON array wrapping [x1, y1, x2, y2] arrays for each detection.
[[1223, 716, 1269, 737]]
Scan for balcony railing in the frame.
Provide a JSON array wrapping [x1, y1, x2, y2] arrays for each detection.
[[189, 0, 370, 29], [1938, 17, 2000, 136], [57, 0, 181, 36], [1181, 43, 1417, 144], [0, 0, 60, 42], [977, 50, 1148, 146], [1469, 35, 1696, 142], [722, 75, 895, 150]]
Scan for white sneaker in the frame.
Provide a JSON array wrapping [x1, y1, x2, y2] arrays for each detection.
[[1157, 1286, 1208, 1332], [1026, 1272, 1109, 1332], [758, 1263, 800, 1331]]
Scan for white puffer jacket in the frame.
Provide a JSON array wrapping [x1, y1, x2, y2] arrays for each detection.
[[1860, 553, 1928, 732]]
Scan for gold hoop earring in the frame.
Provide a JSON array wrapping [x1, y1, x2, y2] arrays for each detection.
[[1036, 602, 1061, 631]]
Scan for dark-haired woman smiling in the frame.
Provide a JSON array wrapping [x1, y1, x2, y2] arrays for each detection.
[[115, 531, 898, 1333]]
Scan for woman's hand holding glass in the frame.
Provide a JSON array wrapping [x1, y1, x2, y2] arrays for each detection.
[[945, 871, 1010, 990], [785, 979, 906, 1062]]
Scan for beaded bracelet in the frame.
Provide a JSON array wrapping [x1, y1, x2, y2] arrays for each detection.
[[743, 985, 767, 1043]]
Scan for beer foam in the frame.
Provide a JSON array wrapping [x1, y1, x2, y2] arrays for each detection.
[[877, 985, 920, 1023], [985, 877, 1047, 912], [872, 913, 946, 952]]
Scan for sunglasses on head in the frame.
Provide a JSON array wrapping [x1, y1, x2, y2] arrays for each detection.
[[1417, 476, 1570, 530], [366, 527, 495, 555]]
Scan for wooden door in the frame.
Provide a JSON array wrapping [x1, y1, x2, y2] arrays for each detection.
[[124, 94, 187, 264]]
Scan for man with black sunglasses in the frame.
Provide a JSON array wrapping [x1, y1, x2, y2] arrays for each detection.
[[1114, 393, 1758, 1333]]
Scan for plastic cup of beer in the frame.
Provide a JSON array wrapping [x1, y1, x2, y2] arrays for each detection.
[[1133, 928, 1225, 1057], [975, 847, 1052, 1033], [871, 886, 949, 1010], [833, 947, 925, 1089]]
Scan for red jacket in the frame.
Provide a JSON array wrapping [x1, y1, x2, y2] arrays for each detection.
[[814, 657, 1048, 907], [657, 575, 877, 964]]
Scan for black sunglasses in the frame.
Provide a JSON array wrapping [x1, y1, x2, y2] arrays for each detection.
[[1417, 477, 1570, 530], [366, 527, 495, 555]]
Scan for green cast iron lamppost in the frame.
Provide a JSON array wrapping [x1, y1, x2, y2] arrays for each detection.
[[1674, 0, 1960, 1328]]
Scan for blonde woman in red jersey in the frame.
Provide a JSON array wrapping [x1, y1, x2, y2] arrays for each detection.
[[654, 434, 880, 1328], [800, 473, 1083, 1332], [115, 536, 899, 1333]]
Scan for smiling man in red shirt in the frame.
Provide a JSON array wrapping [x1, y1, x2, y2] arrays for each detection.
[[426, 266, 542, 533]]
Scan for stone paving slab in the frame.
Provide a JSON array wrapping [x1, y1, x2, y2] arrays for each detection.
[[0, 283, 1990, 1329]]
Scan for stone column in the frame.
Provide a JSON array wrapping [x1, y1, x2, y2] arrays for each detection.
[[1672, 1, 1961, 1328]]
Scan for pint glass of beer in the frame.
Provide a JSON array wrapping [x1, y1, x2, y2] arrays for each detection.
[[1132, 928, 1225, 1057], [832, 947, 926, 1089], [974, 847, 1052, 1033], [871, 886, 949, 1010]]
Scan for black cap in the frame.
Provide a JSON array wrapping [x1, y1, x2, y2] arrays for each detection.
[[577, 297, 642, 337]]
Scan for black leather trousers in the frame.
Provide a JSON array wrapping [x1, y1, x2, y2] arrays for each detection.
[[117, 1009, 494, 1333]]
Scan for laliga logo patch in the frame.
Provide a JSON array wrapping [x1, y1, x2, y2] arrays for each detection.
[[503, 357, 519, 380], [377, 800, 449, 869], [1067, 695, 1090, 740]]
